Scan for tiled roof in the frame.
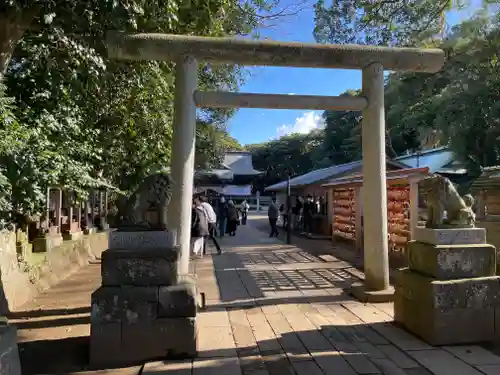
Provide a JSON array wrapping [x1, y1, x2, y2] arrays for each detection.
[[266, 159, 409, 192], [196, 169, 234, 180], [394, 146, 466, 174], [322, 167, 430, 188], [222, 151, 262, 175], [196, 151, 263, 181], [266, 161, 362, 192]]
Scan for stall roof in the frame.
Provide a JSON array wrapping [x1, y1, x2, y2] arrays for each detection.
[[321, 167, 430, 188], [394, 146, 467, 174], [265, 159, 408, 192]]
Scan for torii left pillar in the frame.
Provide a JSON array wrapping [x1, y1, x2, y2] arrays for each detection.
[[168, 56, 198, 275]]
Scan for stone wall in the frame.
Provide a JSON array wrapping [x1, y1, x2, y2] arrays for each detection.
[[0, 230, 109, 314]]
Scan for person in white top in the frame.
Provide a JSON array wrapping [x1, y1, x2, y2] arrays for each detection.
[[240, 200, 250, 225], [195, 196, 221, 254]]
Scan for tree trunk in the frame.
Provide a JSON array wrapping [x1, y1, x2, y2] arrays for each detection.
[[0, 7, 39, 77]]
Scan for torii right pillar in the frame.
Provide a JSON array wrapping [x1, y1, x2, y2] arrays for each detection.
[[351, 62, 393, 303]]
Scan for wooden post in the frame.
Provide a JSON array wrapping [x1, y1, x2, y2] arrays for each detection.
[[327, 188, 334, 236], [98, 190, 103, 217], [409, 178, 420, 239], [55, 188, 62, 234], [354, 187, 363, 255], [77, 202, 82, 230], [476, 190, 486, 220], [46, 187, 51, 230], [85, 196, 91, 228], [68, 205, 74, 229], [104, 190, 109, 217], [91, 190, 96, 226]]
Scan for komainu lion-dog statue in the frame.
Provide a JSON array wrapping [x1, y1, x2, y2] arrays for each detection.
[[419, 175, 475, 228], [118, 171, 173, 230]]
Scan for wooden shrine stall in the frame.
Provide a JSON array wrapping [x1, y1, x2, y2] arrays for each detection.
[[471, 166, 500, 220], [321, 167, 429, 265], [265, 160, 409, 238], [471, 166, 500, 250], [300, 184, 331, 238]]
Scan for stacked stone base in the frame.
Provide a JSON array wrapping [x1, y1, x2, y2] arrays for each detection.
[[90, 231, 197, 368], [0, 324, 22, 375], [395, 227, 498, 346]]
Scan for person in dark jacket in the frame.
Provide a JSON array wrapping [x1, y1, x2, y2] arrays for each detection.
[[302, 195, 314, 234], [292, 197, 303, 230], [217, 197, 228, 237], [268, 198, 280, 237], [226, 200, 239, 236]]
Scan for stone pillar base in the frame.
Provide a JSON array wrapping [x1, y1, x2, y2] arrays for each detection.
[[32, 234, 63, 253], [350, 283, 394, 303], [90, 285, 197, 368], [0, 324, 21, 375], [90, 230, 197, 368], [395, 228, 498, 345], [395, 269, 499, 345], [62, 231, 83, 241], [83, 227, 97, 235]]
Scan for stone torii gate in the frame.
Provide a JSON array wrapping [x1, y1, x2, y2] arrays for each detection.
[[106, 33, 445, 301]]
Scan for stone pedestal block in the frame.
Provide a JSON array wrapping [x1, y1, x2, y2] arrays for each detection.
[[32, 234, 63, 253], [101, 247, 179, 286], [90, 317, 197, 368], [91, 286, 159, 324], [90, 230, 197, 368], [407, 241, 496, 279], [89, 321, 122, 368], [121, 318, 197, 360], [109, 230, 175, 250], [0, 324, 21, 375], [158, 282, 197, 318], [394, 268, 500, 345], [414, 227, 486, 245], [62, 231, 83, 241]]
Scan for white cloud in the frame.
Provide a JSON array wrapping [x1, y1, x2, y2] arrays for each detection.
[[276, 111, 325, 138]]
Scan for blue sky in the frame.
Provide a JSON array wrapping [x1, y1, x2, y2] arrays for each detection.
[[227, 0, 484, 146]]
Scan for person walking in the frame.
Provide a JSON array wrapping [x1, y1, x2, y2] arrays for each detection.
[[196, 196, 222, 255], [226, 200, 239, 236], [268, 198, 280, 237], [217, 197, 228, 237], [292, 197, 302, 230], [191, 200, 209, 258], [303, 195, 314, 234], [240, 199, 250, 225]]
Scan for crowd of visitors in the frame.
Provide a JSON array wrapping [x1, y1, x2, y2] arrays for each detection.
[[191, 195, 250, 257], [270, 194, 326, 236]]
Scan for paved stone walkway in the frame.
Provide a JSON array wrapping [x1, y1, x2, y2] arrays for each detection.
[[146, 216, 500, 375], [11, 215, 500, 375]]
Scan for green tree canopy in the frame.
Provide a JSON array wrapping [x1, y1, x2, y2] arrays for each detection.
[[0, 0, 272, 218]]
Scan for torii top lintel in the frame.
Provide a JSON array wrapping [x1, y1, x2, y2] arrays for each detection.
[[106, 32, 445, 73]]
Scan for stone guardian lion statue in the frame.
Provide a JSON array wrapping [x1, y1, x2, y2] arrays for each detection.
[[419, 175, 475, 228], [119, 171, 173, 230]]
